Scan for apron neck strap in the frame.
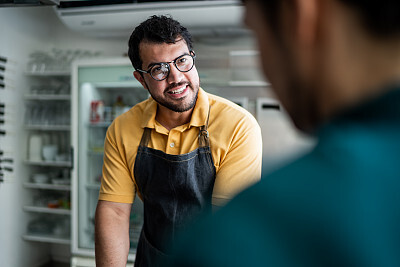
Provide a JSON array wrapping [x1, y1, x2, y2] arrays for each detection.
[[198, 105, 211, 148], [139, 128, 152, 147]]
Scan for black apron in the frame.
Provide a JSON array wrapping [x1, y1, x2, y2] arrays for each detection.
[[133, 110, 216, 266]]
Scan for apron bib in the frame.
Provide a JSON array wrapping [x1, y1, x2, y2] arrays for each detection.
[[133, 110, 216, 266]]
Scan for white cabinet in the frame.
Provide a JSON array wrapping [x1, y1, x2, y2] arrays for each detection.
[[256, 98, 316, 173], [22, 71, 72, 245]]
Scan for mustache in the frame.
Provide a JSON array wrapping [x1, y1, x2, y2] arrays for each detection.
[[164, 82, 190, 93]]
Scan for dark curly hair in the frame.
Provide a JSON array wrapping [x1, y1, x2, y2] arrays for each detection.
[[128, 15, 193, 71]]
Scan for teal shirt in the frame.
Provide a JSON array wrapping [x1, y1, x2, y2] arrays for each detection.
[[170, 87, 400, 267]]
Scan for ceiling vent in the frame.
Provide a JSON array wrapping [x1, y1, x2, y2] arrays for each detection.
[[54, 0, 246, 38]]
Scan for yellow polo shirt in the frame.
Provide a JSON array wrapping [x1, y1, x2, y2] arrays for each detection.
[[100, 88, 262, 206]]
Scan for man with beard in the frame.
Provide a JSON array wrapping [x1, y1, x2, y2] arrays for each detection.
[[169, 0, 400, 266], [94, 15, 262, 267]]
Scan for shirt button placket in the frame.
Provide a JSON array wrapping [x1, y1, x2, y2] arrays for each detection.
[[167, 130, 176, 153]]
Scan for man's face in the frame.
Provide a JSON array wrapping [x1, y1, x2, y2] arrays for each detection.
[[136, 39, 200, 113], [244, 0, 319, 132]]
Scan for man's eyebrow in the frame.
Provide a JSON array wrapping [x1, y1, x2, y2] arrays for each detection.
[[146, 62, 160, 69], [145, 52, 191, 69]]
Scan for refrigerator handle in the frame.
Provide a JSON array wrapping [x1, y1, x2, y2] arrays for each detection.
[[70, 146, 74, 169]]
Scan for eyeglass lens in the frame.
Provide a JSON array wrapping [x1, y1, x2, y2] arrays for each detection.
[[150, 54, 194, 81]]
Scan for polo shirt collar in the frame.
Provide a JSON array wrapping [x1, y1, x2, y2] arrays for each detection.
[[140, 87, 209, 129], [141, 97, 157, 129]]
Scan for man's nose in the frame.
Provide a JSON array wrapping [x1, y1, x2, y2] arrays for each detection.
[[167, 63, 184, 83]]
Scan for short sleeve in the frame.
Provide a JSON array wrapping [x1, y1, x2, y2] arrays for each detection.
[[99, 122, 136, 203], [212, 115, 263, 206]]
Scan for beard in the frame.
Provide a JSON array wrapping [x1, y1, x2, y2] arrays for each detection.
[[149, 81, 199, 113]]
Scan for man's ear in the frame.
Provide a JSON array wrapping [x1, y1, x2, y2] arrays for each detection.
[[134, 71, 148, 90]]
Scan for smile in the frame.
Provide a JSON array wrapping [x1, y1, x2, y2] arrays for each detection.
[[169, 85, 187, 95]]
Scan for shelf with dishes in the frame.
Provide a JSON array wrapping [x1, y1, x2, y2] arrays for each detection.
[[25, 125, 71, 131], [24, 182, 71, 191], [23, 171, 71, 245], [23, 234, 71, 245], [23, 210, 71, 245], [23, 206, 71, 215], [24, 160, 72, 168], [24, 94, 71, 101], [22, 53, 73, 248], [24, 70, 71, 77], [22, 166, 72, 246], [26, 168, 71, 189], [24, 73, 71, 131], [24, 102, 71, 128], [24, 72, 70, 97]]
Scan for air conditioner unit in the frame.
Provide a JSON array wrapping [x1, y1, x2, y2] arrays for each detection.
[[55, 0, 246, 38], [0, 0, 59, 6]]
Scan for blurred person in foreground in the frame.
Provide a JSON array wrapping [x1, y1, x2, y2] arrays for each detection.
[[94, 15, 262, 267], [170, 0, 400, 266]]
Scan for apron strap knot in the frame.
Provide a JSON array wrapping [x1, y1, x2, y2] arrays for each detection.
[[199, 129, 209, 138]]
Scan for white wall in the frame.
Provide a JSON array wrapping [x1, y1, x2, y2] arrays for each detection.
[[0, 6, 56, 267]]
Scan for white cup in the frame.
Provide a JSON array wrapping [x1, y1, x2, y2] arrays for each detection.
[[42, 145, 58, 161]]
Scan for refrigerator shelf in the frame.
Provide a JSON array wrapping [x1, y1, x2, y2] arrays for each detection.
[[25, 125, 71, 131], [23, 206, 71, 215], [24, 182, 71, 191], [24, 71, 71, 77], [23, 234, 71, 245], [24, 94, 71, 101]]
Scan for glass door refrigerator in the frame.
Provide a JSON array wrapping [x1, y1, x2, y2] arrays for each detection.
[[71, 58, 149, 264]]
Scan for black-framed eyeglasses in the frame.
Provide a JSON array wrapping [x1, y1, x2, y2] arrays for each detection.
[[136, 51, 196, 81]]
